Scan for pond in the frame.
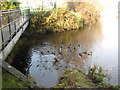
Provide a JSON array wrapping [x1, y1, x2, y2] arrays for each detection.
[[7, 14, 118, 88]]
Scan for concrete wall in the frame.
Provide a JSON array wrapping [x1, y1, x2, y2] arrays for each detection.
[[0, 20, 29, 61]]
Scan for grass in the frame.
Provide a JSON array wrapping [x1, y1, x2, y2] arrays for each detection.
[[53, 69, 120, 89], [2, 68, 31, 88], [53, 69, 95, 88], [2, 68, 120, 89]]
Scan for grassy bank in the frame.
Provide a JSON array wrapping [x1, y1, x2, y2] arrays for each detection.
[[53, 69, 120, 89], [2, 67, 120, 89], [2, 68, 31, 88]]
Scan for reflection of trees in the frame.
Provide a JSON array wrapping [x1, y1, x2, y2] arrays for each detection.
[[45, 21, 102, 46], [6, 35, 43, 75], [44, 21, 103, 69]]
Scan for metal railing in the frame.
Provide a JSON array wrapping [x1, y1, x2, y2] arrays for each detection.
[[0, 9, 30, 52]]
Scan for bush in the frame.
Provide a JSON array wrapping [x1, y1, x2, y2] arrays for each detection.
[[67, 2, 100, 25], [87, 65, 106, 83], [30, 8, 83, 33]]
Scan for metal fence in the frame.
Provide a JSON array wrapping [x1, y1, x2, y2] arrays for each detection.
[[0, 9, 30, 52]]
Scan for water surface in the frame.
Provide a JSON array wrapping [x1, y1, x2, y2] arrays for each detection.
[[8, 15, 118, 87]]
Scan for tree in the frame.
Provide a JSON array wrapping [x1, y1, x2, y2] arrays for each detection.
[[1, 2, 20, 10]]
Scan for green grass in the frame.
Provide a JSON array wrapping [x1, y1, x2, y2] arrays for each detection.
[[2, 69, 31, 88]]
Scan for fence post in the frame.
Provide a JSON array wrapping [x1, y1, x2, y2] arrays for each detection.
[[14, 18, 16, 33], [28, 9, 30, 22], [8, 15, 12, 39], [0, 14, 4, 50], [23, 11, 24, 22], [0, 29, 4, 50]]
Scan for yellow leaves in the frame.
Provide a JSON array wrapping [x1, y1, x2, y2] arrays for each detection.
[[30, 8, 86, 32]]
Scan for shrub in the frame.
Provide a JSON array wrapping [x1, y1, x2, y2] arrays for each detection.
[[87, 65, 106, 83], [30, 8, 83, 33]]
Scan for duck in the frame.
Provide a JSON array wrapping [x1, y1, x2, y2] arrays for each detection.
[[53, 58, 58, 64], [58, 48, 62, 52], [51, 52, 55, 55], [74, 47, 76, 50], [45, 60, 48, 62], [60, 45, 63, 48], [83, 51, 87, 54], [79, 53, 82, 57], [70, 50, 72, 52], [36, 65, 39, 67], [41, 52, 44, 55], [78, 44, 80, 47], [88, 52, 92, 55], [47, 50, 50, 53], [68, 46, 70, 49], [58, 52, 62, 55]]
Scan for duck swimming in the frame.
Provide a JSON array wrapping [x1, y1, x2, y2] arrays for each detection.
[[83, 52, 87, 54], [88, 52, 92, 55], [53, 58, 58, 64], [41, 52, 44, 55], [68, 46, 70, 49], [74, 47, 76, 50], [58, 52, 62, 55], [79, 53, 82, 57], [78, 44, 80, 47], [60, 45, 63, 48], [51, 52, 55, 55], [47, 50, 50, 53]]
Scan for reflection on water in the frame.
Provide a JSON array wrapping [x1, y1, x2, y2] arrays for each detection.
[[9, 16, 118, 87]]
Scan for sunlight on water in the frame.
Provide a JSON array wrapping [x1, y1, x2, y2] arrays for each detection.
[[91, 0, 118, 85], [99, 0, 118, 58], [101, 17, 118, 49]]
